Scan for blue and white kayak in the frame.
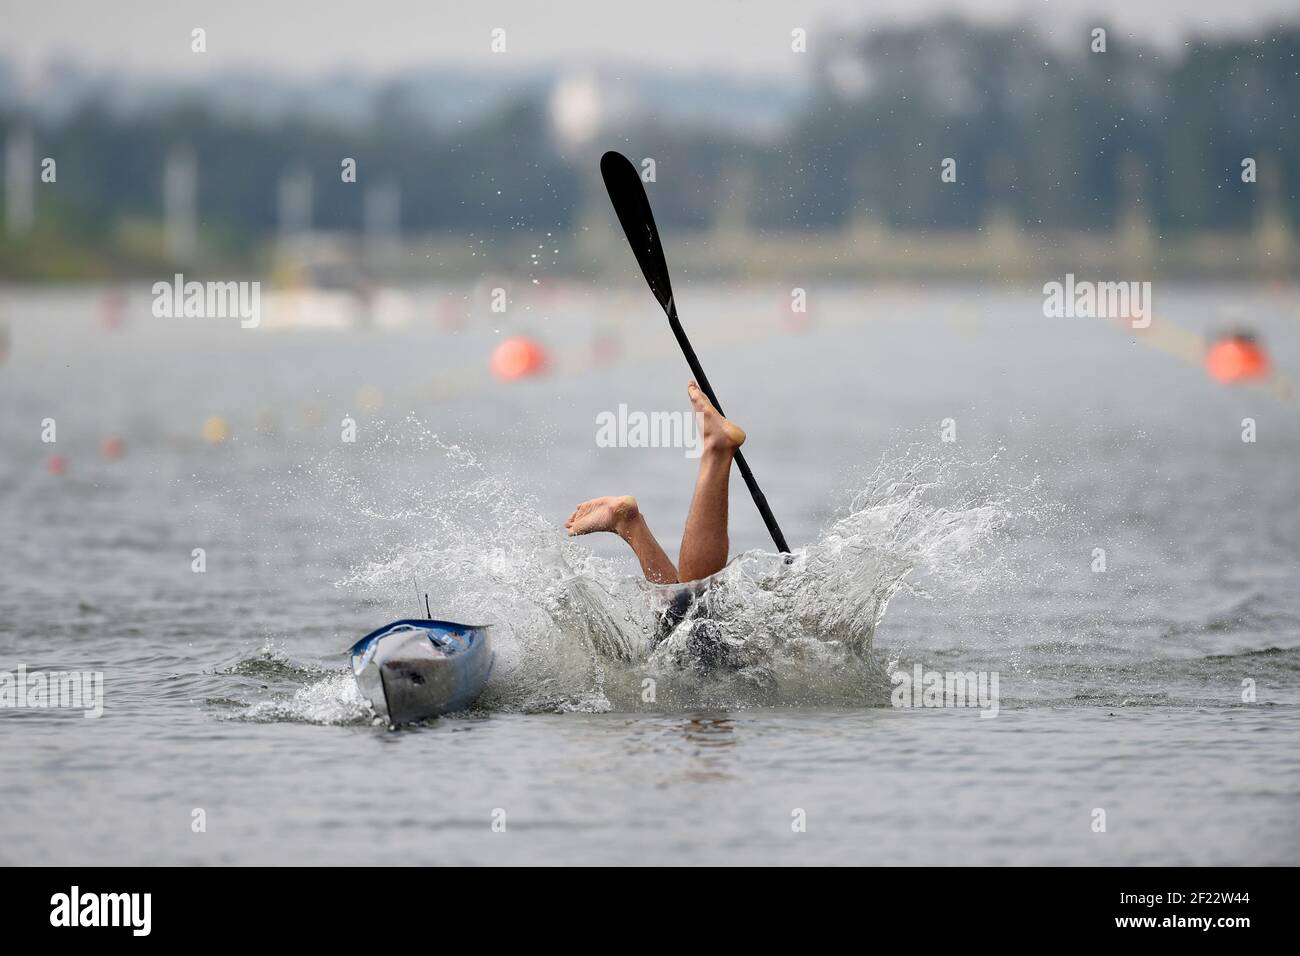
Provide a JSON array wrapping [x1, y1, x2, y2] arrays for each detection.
[[348, 619, 494, 726]]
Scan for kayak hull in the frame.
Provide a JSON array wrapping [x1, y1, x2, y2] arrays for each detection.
[[348, 619, 494, 725]]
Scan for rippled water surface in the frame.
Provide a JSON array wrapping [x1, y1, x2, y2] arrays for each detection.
[[1, 282, 1297, 864]]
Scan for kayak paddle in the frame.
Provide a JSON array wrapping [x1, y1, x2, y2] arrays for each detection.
[[599, 150, 790, 554]]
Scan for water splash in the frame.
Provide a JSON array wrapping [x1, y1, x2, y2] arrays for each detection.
[[238, 671, 372, 725], [226, 426, 1025, 721], [215, 417, 1045, 721]]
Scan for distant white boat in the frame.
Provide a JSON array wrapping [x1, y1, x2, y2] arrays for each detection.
[[261, 254, 414, 331], [261, 287, 362, 330]]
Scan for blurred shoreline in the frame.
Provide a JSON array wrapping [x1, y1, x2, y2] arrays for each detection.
[[2, 220, 1296, 283], [3, 14, 1298, 282]]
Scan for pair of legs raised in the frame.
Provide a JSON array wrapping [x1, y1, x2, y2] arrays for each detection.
[[565, 381, 745, 584]]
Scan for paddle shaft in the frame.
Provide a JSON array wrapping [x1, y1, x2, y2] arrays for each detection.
[[667, 304, 790, 554], [598, 150, 790, 554]]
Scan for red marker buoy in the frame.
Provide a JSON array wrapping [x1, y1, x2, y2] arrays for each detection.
[[102, 437, 126, 460], [436, 296, 466, 331], [780, 296, 813, 332], [590, 330, 621, 365], [490, 336, 548, 380], [1206, 333, 1270, 383], [47, 454, 67, 476], [98, 291, 127, 330]]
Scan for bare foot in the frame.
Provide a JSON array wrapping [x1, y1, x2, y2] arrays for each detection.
[[565, 495, 641, 537], [687, 381, 745, 452]]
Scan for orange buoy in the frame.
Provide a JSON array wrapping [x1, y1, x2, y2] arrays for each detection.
[[1206, 334, 1270, 383], [202, 416, 231, 444], [490, 336, 547, 380], [47, 454, 67, 476], [101, 437, 126, 460]]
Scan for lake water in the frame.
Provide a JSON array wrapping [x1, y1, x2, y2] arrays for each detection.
[[1, 281, 1297, 865]]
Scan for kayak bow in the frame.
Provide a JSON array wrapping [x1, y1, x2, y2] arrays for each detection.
[[348, 619, 494, 725]]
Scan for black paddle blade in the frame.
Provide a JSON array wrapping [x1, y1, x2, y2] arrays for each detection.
[[597, 150, 792, 554], [600, 151, 674, 315]]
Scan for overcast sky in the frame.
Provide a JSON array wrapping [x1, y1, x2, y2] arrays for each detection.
[[4, 0, 1298, 79]]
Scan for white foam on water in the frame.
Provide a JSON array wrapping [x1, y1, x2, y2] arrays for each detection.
[[209, 414, 1066, 722], [239, 671, 372, 725], [251, 423, 1039, 719]]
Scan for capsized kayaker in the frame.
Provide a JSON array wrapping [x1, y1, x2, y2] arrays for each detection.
[[565, 380, 745, 585]]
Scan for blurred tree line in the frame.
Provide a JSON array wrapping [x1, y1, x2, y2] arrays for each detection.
[[1, 17, 1296, 258]]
